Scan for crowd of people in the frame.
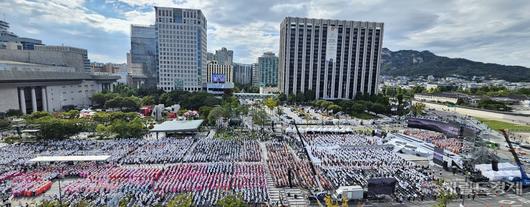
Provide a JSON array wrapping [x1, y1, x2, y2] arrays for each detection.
[[2, 162, 269, 206], [404, 129, 463, 154], [121, 138, 194, 164], [183, 139, 261, 162], [303, 134, 380, 147], [265, 142, 332, 190], [0, 128, 447, 205], [0, 136, 274, 206], [306, 134, 439, 201]]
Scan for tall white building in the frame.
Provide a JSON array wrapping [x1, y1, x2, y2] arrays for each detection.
[[279, 17, 384, 100], [155, 7, 207, 92]]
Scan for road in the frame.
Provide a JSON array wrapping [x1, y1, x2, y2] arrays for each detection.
[[416, 101, 530, 125]]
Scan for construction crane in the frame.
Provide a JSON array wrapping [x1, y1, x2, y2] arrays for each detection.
[[500, 129, 530, 187]]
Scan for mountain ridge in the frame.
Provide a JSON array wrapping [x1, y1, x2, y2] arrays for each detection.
[[380, 48, 530, 82]]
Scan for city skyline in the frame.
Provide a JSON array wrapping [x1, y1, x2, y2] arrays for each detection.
[[2, 0, 530, 67]]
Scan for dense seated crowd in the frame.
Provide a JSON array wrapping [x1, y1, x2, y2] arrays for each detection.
[[404, 129, 463, 154], [120, 138, 194, 164], [306, 133, 439, 201], [1, 162, 268, 206], [304, 134, 379, 147], [183, 139, 261, 162], [0, 136, 272, 206], [266, 142, 332, 189]]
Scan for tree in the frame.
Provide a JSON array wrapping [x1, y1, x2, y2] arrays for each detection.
[[251, 108, 269, 126], [207, 106, 228, 125], [141, 96, 155, 106], [167, 193, 192, 207], [91, 92, 115, 107], [104, 96, 141, 112], [410, 102, 426, 116], [5, 109, 22, 117], [113, 84, 137, 96], [107, 117, 147, 138], [351, 102, 367, 114], [28, 111, 51, 120], [39, 200, 68, 207], [62, 110, 80, 119], [434, 179, 455, 207], [199, 106, 213, 122], [35, 117, 83, 139], [326, 104, 342, 113], [303, 90, 316, 101], [216, 194, 246, 207], [411, 85, 426, 94], [0, 119, 10, 130], [119, 195, 131, 207], [278, 93, 287, 103], [368, 103, 388, 114], [263, 97, 279, 110]]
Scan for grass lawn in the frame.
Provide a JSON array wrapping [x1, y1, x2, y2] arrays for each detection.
[[475, 117, 530, 132]]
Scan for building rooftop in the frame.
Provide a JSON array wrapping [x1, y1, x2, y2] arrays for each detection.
[[0, 70, 120, 83], [150, 119, 204, 132]]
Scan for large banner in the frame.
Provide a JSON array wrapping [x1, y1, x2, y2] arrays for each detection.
[[325, 25, 338, 61]]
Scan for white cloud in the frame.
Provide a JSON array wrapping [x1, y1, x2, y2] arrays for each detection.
[[3, 0, 530, 67]]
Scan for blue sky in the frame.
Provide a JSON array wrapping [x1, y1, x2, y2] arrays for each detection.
[[2, 0, 530, 67]]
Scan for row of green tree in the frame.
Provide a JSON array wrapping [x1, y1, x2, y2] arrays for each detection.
[[22, 111, 148, 140]]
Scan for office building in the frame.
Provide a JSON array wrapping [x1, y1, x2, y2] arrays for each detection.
[[251, 63, 259, 87], [206, 52, 215, 63], [214, 47, 233, 65], [257, 52, 278, 87], [233, 63, 253, 85], [130, 24, 157, 86], [34, 45, 90, 72], [279, 17, 384, 100], [206, 61, 233, 94], [155, 7, 207, 92]]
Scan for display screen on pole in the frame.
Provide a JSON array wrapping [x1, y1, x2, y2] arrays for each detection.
[[212, 73, 226, 83]]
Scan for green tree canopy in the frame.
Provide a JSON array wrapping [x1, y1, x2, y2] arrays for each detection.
[[216, 194, 247, 207], [167, 193, 192, 207]]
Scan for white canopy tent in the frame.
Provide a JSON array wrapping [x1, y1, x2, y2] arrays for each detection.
[[29, 155, 110, 162]]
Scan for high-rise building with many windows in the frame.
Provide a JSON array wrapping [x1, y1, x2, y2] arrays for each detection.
[[155, 7, 207, 92], [257, 52, 278, 87], [130, 24, 157, 86], [233, 63, 253, 85], [214, 47, 233, 65], [279, 17, 384, 100]]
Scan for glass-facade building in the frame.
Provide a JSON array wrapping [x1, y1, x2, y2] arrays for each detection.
[[279, 17, 384, 100], [257, 52, 278, 87], [130, 25, 157, 86]]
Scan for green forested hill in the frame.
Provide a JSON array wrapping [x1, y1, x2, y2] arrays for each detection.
[[381, 48, 530, 81]]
